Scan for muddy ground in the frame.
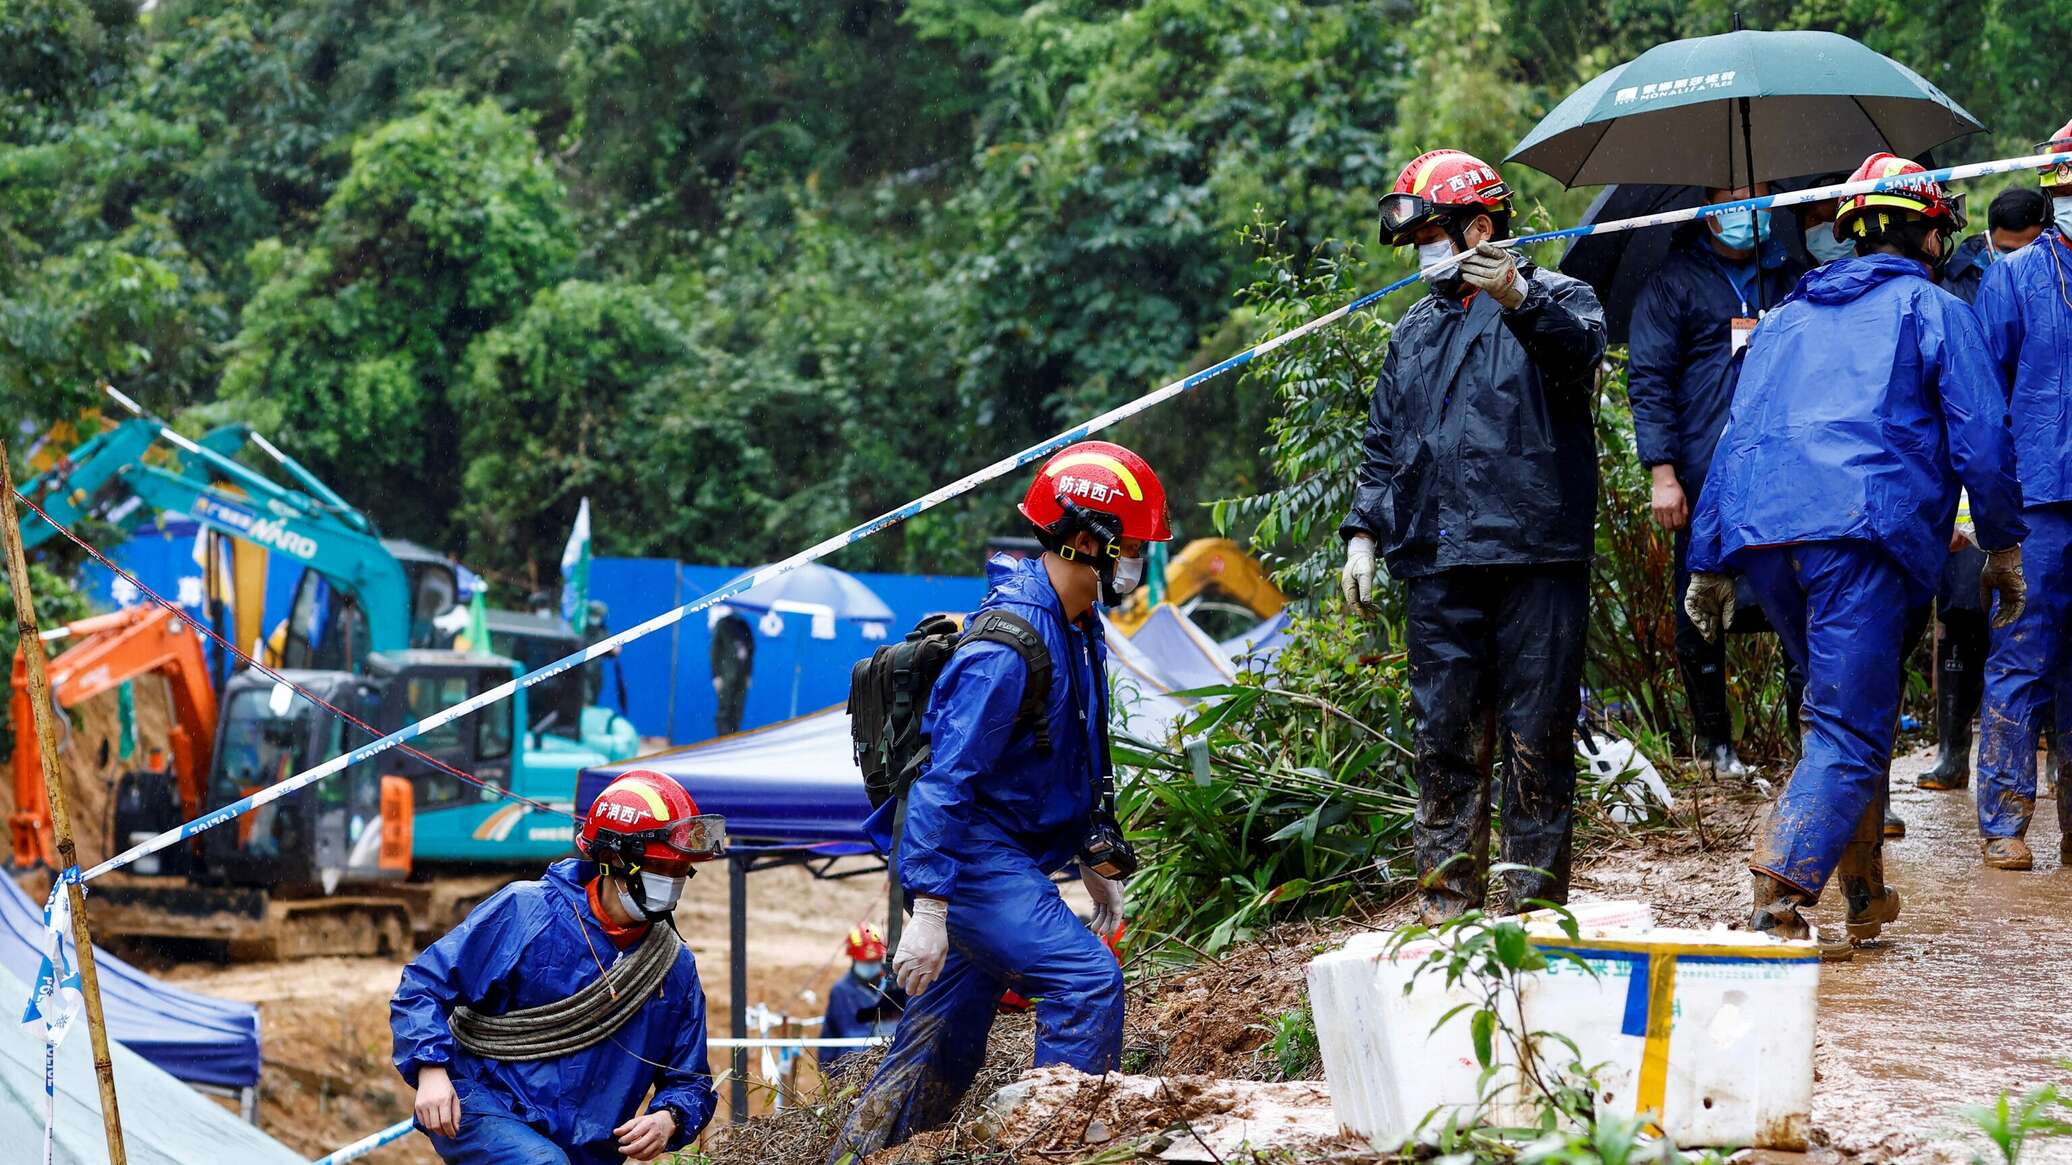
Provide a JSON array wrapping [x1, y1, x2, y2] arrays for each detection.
[[121, 740, 2072, 1164]]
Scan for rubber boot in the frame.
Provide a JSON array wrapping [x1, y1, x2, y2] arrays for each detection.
[[1982, 836, 2035, 870], [1920, 668, 1972, 790], [1836, 801, 1900, 942], [1750, 872, 1851, 961], [1883, 806, 1906, 838]]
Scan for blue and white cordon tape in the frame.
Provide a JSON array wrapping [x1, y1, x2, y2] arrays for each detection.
[[24, 147, 2072, 1160]]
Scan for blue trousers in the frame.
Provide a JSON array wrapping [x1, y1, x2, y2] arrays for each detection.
[[827, 842, 1123, 1163], [422, 1079, 616, 1165], [1976, 504, 2072, 837], [1739, 543, 1912, 896]]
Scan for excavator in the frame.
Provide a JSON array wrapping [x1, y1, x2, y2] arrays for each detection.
[[1108, 537, 1286, 638], [8, 606, 217, 873]]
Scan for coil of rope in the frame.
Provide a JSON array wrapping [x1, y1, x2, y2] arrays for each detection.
[[448, 922, 682, 1061]]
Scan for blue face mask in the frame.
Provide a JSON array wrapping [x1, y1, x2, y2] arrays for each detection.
[[2055, 196, 2072, 238], [1712, 208, 1771, 253], [1804, 226, 1854, 265]]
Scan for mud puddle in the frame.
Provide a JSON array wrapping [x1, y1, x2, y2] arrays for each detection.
[[1805, 746, 2072, 1163]]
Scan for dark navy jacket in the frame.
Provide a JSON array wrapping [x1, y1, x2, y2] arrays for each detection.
[[1942, 233, 1995, 305], [1627, 235, 1804, 488], [1691, 255, 2027, 603], [1341, 259, 1608, 576], [866, 554, 1107, 898], [390, 859, 714, 1156]]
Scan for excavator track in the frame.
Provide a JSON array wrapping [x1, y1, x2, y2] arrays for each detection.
[[90, 874, 416, 961]]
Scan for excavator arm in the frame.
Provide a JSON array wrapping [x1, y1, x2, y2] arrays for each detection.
[[1110, 538, 1286, 634], [9, 606, 218, 868]]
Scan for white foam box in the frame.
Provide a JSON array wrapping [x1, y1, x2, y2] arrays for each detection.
[[1307, 901, 1817, 1151]]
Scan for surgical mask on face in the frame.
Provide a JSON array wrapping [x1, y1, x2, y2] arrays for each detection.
[[853, 960, 883, 982], [2054, 196, 2072, 238], [1711, 208, 1770, 253], [617, 871, 687, 919], [1415, 239, 1458, 283], [1804, 225, 1853, 265], [1109, 555, 1145, 596]]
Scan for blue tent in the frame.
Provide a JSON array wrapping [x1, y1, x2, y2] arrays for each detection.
[[0, 879, 260, 1090]]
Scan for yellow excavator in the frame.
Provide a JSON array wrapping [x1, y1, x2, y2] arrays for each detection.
[[1108, 538, 1284, 638]]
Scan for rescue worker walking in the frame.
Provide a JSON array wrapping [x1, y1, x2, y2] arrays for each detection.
[[819, 923, 901, 1072], [1341, 149, 1608, 922], [827, 441, 1170, 1161], [1923, 186, 2050, 793], [392, 771, 722, 1164], [1687, 153, 2027, 950], [1968, 126, 2072, 868], [1627, 183, 1805, 777]]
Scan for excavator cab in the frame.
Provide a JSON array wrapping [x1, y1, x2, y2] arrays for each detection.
[[278, 541, 459, 672]]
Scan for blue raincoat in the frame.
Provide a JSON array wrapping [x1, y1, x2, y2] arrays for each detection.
[[837, 554, 1122, 1161], [391, 859, 715, 1165], [1970, 231, 2072, 836], [1691, 254, 2025, 895], [819, 970, 899, 1070]]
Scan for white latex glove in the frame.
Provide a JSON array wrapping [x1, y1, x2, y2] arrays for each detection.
[[1457, 242, 1526, 309], [893, 897, 949, 995], [1341, 534, 1378, 614], [1082, 867, 1125, 938], [1683, 571, 1737, 645]]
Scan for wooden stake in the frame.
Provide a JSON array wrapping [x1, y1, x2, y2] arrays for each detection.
[[0, 438, 128, 1164]]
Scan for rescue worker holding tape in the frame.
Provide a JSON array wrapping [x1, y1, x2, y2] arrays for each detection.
[[1687, 153, 2027, 952], [391, 770, 721, 1164], [1341, 149, 1608, 923], [827, 441, 1170, 1162], [1968, 122, 2072, 869]]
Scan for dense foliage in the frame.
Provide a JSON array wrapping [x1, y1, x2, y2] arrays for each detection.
[[6, 0, 2053, 588]]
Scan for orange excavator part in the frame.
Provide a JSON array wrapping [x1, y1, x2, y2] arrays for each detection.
[[8, 606, 218, 868]]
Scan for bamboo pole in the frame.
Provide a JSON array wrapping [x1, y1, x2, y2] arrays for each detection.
[[0, 438, 128, 1164]]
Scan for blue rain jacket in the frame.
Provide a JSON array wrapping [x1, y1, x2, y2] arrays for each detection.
[[864, 553, 1107, 898], [1974, 229, 2072, 508], [1690, 254, 2027, 602], [1627, 234, 1803, 486], [819, 970, 897, 1069], [391, 859, 715, 1157]]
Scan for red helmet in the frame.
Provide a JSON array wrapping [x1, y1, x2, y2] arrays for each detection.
[[1017, 441, 1172, 544], [1835, 152, 1965, 243], [578, 770, 725, 877], [2037, 118, 2072, 192], [1379, 149, 1512, 245], [844, 922, 886, 962]]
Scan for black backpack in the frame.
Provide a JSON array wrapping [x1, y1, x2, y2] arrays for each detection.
[[848, 610, 1053, 812]]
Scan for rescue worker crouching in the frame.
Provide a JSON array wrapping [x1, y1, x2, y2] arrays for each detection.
[[826, 440, 1171, 1162], [1341, 149, 1608, 923], [1685, 153, 2027, 953], [819, 922, 902, 1072], [1968, 123, 2072, 869], [391, 770, 721, 1164]]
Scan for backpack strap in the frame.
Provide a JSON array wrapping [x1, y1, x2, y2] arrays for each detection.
[[958, 610, 1053, 755]]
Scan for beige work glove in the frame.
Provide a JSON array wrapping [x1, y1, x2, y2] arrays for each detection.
[[1982, 545, 2026, 629], [1457, 242, 1526, 309], [1683, 571, 1737, 644], [1341, 534, 1378, 614]]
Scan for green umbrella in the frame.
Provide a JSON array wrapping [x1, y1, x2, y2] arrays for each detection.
[[1508, 29, 1981, 189]]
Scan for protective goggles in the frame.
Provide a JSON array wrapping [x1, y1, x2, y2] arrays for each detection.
[[1377, 192, 1449, 244], [626, 813, 728, 860]]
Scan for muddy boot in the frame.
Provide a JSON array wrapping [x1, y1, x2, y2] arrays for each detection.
[[1982, 836, 2035, 870], [1750, 873, 1851, 961], [1883, 807, 1906, 838], [1920, 675, 1972, 790]]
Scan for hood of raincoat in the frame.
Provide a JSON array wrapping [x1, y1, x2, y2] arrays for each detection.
[[1795, 253, 1930, 305]]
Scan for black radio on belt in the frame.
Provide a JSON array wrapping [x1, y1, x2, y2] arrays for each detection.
[[1079, 813, 1138, 881]]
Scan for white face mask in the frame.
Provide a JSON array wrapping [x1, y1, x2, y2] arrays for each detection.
[[1109, 555, 1145, 596], [616, 871, 687, 919], [2054, 195, 2072, 238], [1415, 239, 1458, 279]]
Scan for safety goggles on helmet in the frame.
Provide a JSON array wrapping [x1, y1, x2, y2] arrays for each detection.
[[2038, 130, 2072, 191], [586, 812, 727, 873]]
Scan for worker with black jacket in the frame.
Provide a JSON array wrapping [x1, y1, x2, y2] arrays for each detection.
[[1340, 149, 1607, 923], [1627, 185, 1805, 778]]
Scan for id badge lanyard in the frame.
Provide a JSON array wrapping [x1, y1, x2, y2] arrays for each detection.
[[1720, 261, 1761, 355]]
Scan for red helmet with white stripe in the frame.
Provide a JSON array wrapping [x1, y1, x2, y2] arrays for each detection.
[[579, 769, 725, 877], [1379, 149, 1513, 245], [1835, 152, 1965, 243]]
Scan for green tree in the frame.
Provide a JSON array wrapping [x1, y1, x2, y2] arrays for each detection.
[[221, 91, 575, 541]]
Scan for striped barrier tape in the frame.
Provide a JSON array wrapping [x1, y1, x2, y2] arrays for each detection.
[[26, 146, 2072, 1157], [308, 1118, 414, 1165]]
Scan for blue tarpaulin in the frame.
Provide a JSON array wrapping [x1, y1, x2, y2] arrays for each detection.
[[0, 878, 260, 1089]]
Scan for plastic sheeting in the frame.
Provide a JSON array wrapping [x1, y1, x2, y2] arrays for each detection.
[[0, 962, 301, 1165], [0, 879, 259, 1089]]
